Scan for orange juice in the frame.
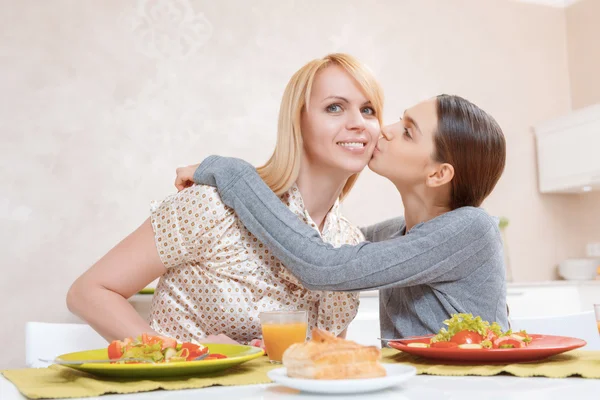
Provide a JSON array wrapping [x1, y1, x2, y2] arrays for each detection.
[[597, 321, 600, 334], [261, 322, 308, 362]]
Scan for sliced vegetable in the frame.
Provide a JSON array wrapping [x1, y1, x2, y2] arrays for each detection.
[[205, 353, 227, 360], [512, 331, 533, 344], [430, 341, 458, 348], [493, 336, 525, 349], [458, 343, 483, 349], [427, 313, 531, 350], [164, 347, 177, 361], [406, 343, 429, 348], [107, 340, 124, 360], [180, 342, 209, 361], [450, 330, 483, 345]]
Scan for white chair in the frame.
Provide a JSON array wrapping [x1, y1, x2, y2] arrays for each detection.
[[25, 322, 108, 368], [510, 310, 600, 350], [346, 311, 381, 348]]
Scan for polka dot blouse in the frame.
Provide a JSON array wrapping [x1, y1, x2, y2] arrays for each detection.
[[147, 184, 363, 344]]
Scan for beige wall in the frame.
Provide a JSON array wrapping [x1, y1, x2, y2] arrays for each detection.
[[564, 0, 600, 248], [0, 0, 578, 368], [566, 0, 600, 109]]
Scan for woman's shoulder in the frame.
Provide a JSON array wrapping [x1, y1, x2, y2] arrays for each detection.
[[430, 207, 500, 241], [449, 207, 499, 229], [153, 184, 234, 220], [407, 207, 499, 239]]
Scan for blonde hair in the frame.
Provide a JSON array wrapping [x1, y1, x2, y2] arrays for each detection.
[[257, 53, 384, 199]]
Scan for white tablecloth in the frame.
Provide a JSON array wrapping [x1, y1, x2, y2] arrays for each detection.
[[2, 373, 599, 400]]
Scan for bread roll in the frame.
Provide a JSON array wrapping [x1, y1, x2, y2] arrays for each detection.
[[282, 328, 386, 379]]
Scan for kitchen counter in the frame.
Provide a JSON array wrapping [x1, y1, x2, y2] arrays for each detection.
[[507, 279, 600, 287]]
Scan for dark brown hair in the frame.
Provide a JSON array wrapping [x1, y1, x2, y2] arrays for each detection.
[[433, 94, 506, 210]]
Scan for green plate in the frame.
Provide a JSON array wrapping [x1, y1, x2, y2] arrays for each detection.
[[55, 343, 264, 378]]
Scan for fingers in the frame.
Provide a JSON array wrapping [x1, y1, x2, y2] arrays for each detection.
[[174, 166, 195, 191], [216, 333, 240, 345], [175, 177, 186, 192], [249, 338, 267, 353]]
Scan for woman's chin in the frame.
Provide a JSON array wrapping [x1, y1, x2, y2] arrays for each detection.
[[335, 160, 369, 176]]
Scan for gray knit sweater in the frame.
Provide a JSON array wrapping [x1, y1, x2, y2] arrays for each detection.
[[192, 155, 509, 338]]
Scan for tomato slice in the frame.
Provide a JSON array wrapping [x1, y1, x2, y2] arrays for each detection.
[[449, 330, 483, 345], [181, 342, 209, 361], [141, 333, 178, 350], [493, 336, 525, 349], [484, 330, 498, 343], [141, 333, 159, 345], [159, 336, 178, 350], [107, 340, 124, 360], [430, 341, 459, 348], [204, 353, 227, 360]]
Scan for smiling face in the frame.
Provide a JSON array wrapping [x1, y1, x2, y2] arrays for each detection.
[[369, 98, 440, 188], [300, 65, 381, 176]]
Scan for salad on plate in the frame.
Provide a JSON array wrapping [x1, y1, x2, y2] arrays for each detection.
[[407, 313, 532, 350], [107, 333, 227, 363]]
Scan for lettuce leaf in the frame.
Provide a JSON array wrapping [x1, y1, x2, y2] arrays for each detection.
[[121, 342, 164, 362], [431, 313, 491, 343], [430, 313, 531, 345]]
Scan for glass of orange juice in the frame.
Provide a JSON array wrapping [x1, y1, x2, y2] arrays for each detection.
[[259, 310, 308, 363], [594, 304, 600, 335]]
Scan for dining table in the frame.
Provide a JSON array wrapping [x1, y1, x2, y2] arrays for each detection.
[[2, 371, 599, 400]]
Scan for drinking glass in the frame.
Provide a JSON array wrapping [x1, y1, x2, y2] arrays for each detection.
[[259, 310, 308, 363]]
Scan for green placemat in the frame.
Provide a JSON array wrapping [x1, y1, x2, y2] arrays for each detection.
[[2, 355, 278, 399], [381, 348, 600, 378], [3, 349, 598, 399]]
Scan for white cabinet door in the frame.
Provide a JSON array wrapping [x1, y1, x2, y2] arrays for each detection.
[[535, 103, 600, 193], [506, 285, 581, 318], [578, 284, 600, 312]]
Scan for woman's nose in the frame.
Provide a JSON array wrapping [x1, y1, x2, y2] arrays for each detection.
[[380, 129, 393, 140], [346, 109, 366, 131]]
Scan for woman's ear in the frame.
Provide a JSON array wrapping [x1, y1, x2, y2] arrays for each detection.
[[426, 163, 454, 188]]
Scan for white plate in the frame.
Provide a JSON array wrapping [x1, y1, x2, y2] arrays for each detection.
[[267, 364, 416, 394]]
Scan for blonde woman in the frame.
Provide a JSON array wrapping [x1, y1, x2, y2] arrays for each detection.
[[67, 54, 384, 344]]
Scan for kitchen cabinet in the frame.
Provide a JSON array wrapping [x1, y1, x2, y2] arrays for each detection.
[[534, 103, 600, 193], [506, 281, 600, 317]]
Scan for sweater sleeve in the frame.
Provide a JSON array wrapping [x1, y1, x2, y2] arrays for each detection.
[[192, 156, 500, 292], [359, 217, 405, 242]]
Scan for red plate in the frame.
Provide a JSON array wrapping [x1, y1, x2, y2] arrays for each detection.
[[388, 334, 586, 363]]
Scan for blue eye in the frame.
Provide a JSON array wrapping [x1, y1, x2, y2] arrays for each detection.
[[362, 107, 375, 115], [327, 104, 342, 113]]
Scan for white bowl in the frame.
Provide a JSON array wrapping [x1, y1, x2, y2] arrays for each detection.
[[558, 258, 600, 281]]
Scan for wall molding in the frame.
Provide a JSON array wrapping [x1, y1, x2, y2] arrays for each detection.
[[511, 0, 582, 8]]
